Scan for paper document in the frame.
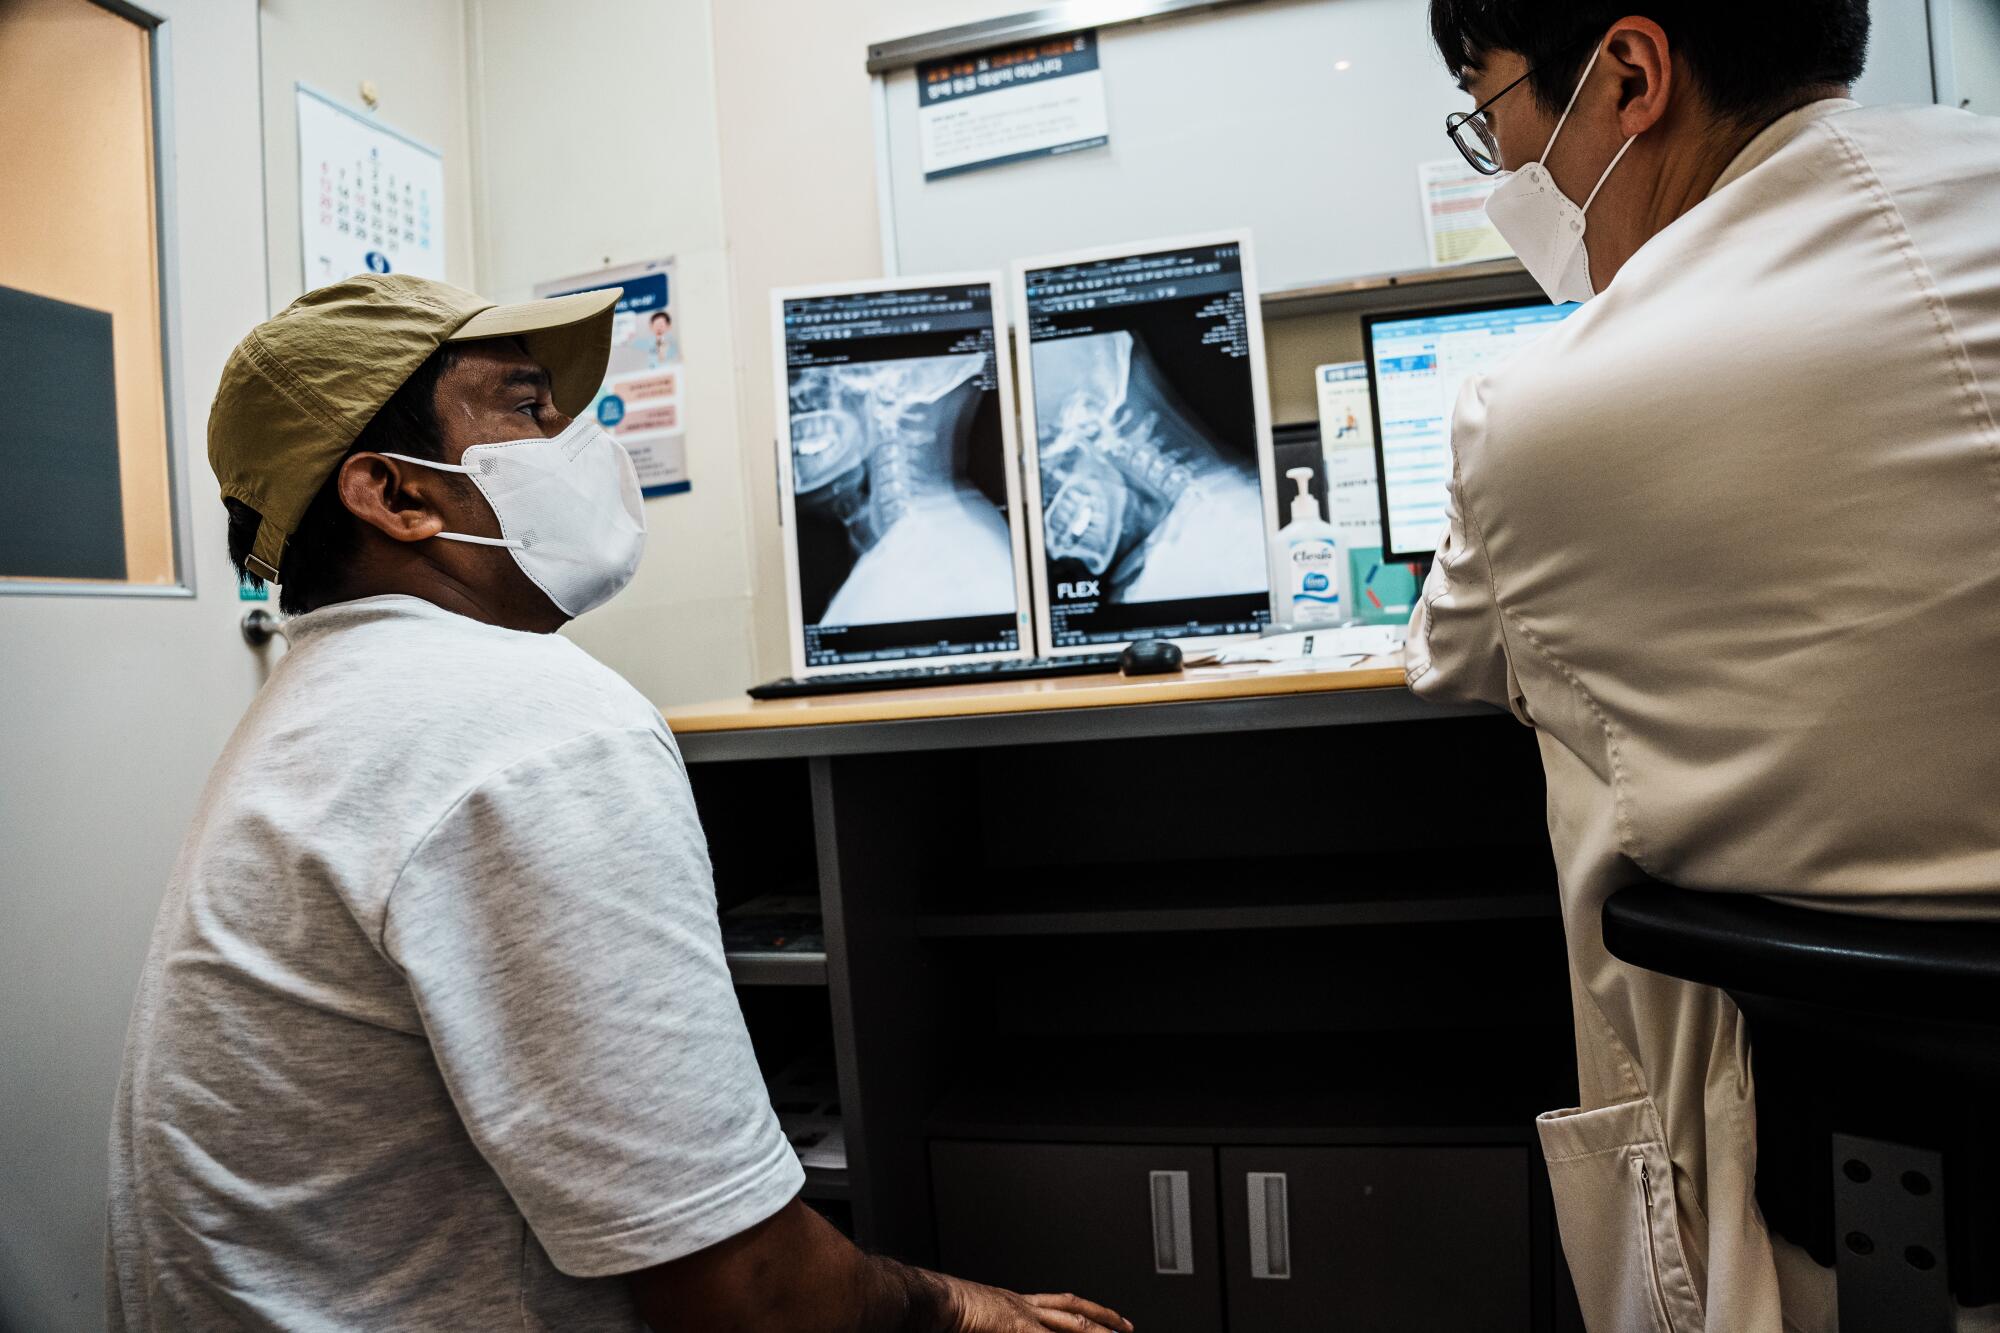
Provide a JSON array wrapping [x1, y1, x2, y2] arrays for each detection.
[[1184, 624, 1404, 667], [1418, 159, 1514, 267]]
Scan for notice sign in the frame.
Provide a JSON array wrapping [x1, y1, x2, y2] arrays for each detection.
[[1417, 158, 1514, 268], [534, 258, 690, 498], [918, 31, 1109, 181], [296, 85, 445, 287]]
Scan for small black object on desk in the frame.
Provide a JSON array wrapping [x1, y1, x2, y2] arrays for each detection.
[[1119, 638, 1183, 676]]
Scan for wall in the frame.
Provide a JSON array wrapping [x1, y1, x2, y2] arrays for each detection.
[[710, 0, 1012, 680], [466, 0, 759, 704], [260, 0, 480, 309], [1952, 0, 2000, 113]]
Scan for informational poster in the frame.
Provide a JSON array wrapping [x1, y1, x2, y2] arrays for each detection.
[[296, 85, 444, 287], [1316, 362, 1420, 625], [534, 258, 690, 498], [1417, 158, 1514, 268], [918, 31, 1109, 180]]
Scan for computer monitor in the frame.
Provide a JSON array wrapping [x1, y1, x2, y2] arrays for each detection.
[[1014, 230, 1277, 656], [770, 273, 1034, 678], [1363, 298, 1581, 562]]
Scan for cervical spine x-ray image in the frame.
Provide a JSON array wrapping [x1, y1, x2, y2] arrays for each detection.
[[1034, 330, 1264, 605], [790, 355, 1016, 627]]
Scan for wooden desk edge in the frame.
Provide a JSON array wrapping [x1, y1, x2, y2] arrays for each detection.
[[664, 662, 1414, 735]]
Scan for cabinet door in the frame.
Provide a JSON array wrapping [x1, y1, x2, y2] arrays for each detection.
[[1220, 1146, 1532, 1333], [932, 1141, 1223, 1333]]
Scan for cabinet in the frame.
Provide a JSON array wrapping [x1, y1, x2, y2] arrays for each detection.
[[1219, 1146, 1531, 1332], [932, 1141, 1224, 1333], [934, 1141, 1533, 1333]]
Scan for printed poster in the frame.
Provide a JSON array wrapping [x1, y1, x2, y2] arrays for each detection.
[[534, 258, 690, 498], [1417, 158, 1514, 268], [1316, 362, 1420, 625], [918, 31, 1109, 180], [296, 85, 445, 286]]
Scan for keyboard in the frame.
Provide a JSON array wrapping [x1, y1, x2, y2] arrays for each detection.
[[749, 654, 1125, 699]]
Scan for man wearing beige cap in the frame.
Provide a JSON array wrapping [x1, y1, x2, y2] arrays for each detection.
[[106, 275, 1126, 1333]]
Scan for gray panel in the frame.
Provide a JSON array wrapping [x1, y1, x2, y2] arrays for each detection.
[[932, 1140, 1223, 1332], [0, 286, 126, 580], [1220, 1145, 1532, 1332]]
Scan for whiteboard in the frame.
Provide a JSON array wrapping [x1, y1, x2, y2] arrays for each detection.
[[876, 0, 1941, 296]]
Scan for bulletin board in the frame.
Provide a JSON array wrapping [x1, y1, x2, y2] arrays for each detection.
[[871, 0, 1945, 298]]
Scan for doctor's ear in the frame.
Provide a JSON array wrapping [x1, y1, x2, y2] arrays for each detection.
[[336, 452, 451, 546], [1603, 18, 1675, 139]]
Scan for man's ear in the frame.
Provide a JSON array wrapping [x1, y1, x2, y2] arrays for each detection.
[[1605, 18, 1674, 139], [336, 453, 451, 545]]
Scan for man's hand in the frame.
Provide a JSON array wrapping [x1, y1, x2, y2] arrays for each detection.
[[630, 1197, 1129, 1333], [943, 1277, 1132, 1333]]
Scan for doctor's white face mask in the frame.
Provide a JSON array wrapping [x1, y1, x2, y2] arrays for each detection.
[[381, 414, 647, 619], [1483, 45, 1639, 305]]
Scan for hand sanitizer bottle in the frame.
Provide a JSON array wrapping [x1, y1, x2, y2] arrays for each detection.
[[1269, 465, 1345, 628]]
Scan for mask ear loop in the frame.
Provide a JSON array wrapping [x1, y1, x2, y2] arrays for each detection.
[[1536, 42, 1639, 216], [372, 451, 526, 550], [1539, 45, 1604, 160]]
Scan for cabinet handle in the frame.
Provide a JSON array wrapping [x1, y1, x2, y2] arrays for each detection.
[[1246, 1172, 1292, 1280], [1149, 1170, 1194, 1275]]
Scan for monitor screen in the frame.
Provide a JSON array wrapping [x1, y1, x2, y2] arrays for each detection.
[[1364, 299, 1580, 560], [1018, 235, 1273, 652], [776, 278, 1029, 672]]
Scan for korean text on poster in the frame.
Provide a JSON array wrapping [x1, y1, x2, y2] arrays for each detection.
[[1417, 158, 1514, 268], [917, 31, 1109, 181], [296, 85, 444, 287], [535, 259, 690, 498], [1316, 362, 1419, 625]]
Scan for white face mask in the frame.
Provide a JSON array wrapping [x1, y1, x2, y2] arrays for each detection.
[[382, 414, 647, 618], [1483, 45, 1638, 305]]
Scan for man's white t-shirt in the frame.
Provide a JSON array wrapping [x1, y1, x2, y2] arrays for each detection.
[[106, 595, 803, 1331]]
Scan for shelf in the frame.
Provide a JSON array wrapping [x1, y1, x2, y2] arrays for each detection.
[[1260, 259, 1538, 320], [801, 1166, 852, 1201], [726, 951, 829, 986], [916, 855, 1557, 938], [925, 1031, 1573, 1147]]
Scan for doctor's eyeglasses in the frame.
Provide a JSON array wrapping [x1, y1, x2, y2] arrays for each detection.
[[1445, 67, 1534, 175]]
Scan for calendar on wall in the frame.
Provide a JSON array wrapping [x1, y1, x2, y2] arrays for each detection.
[[296, 85, 445, 288]]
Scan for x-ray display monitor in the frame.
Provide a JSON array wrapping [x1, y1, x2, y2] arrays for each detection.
[[1017, 233, 1275, 653], [774, 275, 1031, 675], [1364, 298, 1580, 561]]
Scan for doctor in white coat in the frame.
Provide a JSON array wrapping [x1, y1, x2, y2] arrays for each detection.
[[1411, 3, 2000, 1330]]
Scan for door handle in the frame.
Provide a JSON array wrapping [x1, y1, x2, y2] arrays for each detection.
[[1149, 1170, 1194, 1275], [1246, 1171, 1291, 1279]]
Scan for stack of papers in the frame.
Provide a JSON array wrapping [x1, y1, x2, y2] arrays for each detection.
[[1184, 624, 1405, 667]]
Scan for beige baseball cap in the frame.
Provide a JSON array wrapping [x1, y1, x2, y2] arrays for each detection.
[[209, 273, 621, 581]]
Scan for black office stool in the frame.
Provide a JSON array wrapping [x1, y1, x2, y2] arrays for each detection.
[[1602, 881, 2000, 1333]]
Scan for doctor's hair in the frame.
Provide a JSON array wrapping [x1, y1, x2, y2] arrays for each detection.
[[1429, 0, 1871, 125], [226, 343, 465, 615]]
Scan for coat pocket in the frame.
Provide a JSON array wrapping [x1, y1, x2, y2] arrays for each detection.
[[1538, 1098, 1706, 1333]]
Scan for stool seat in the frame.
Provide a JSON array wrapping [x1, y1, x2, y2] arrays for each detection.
[[1602, 879, 2000, 1325], [1602, 885, 2000, 1023]]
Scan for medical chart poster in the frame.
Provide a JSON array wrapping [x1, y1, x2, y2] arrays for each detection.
[[1316, 362, 1419, 625], [296, 85, 445, 287], [534, 258, 690, 498], [1417, 158, 1514, 268], [917, 31, 1110, 180]]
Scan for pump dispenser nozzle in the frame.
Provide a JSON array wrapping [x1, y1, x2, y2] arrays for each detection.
[[1286, 466, 1317, 525]]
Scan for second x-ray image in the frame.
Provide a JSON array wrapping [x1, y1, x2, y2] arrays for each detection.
[[1032, 329, 1265, 606], [790, 354, 1016, 628]]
